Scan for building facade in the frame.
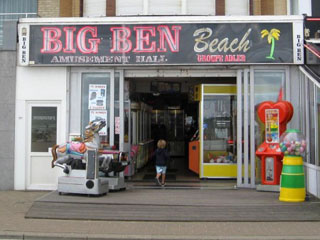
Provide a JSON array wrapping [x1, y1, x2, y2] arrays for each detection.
[[0, 0, 319, 196]]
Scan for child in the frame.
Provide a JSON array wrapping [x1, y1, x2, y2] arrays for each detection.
[[154, 139, 170, 187]]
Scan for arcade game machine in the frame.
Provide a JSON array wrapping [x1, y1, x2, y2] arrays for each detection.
[[189, 84, 237, 178], [255, 100, 294, 191]]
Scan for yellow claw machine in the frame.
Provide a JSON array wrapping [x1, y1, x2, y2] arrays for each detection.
[[192, 84, 237, 179]]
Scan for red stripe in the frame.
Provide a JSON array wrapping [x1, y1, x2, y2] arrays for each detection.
[[305, 44, 320, 58], [306, 18, 320, 21]]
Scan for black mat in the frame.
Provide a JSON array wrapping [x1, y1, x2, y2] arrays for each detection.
[[25, 189, 320, 222], [142, 174, 176, 180], [26, 200, 320, 222]]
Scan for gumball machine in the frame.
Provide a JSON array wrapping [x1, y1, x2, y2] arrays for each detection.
[[255, 100, 293, 186], [279, 129, 306, 202]]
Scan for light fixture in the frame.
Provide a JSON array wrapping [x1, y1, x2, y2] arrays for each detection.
[[21, 27, 27, 36]]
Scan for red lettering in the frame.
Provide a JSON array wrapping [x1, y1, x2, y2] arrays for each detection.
[[76, 26, 100, 54], [63, 27, 76, 53], [133, 26, 156, 53], [40, 27, 62, 53], [157, 25, 181, 52], [110, 27, 132, 53]]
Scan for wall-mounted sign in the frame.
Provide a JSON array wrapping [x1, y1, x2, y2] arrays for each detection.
[[27, 22, 301, 65], [19, 25, 29, 66]]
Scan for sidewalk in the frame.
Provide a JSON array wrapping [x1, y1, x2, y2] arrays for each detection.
[[1, 184, 320, 240]]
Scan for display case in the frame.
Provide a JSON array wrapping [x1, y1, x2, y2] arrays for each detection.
[[203, 95, 236, 164], [199, 84, 237, 178]]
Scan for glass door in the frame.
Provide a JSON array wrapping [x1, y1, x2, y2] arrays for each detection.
[[70, 69, 125, 151]]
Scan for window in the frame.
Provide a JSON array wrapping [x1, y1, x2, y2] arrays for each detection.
[[31, 107, 57, 152], [81, 72, 110, 144], [0, 0, 37, 48], [254, 70, 285, 145]]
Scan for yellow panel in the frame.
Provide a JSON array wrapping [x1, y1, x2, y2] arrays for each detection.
[[202, 164, 252, 178], [204, 85, 236, 94], [203, 164, 237, 178], [194, 84, 201, 101]]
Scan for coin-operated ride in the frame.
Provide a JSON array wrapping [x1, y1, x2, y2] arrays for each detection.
[[255, 101, 293, 186], [279, 129, 306, 202], [51, 119, 129, 195]]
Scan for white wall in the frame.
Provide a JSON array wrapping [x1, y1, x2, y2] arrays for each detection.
[[225, 0, 249, 16], [116, 0, 215, 16], [84, 0, 250, 16], [289, 0, 311, 15], [83, 0, 106, 17], [85, 0, 252, 16], [14, 66, 68, 190]]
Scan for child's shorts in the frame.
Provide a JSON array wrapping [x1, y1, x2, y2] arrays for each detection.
[[156, 166, 167, 174]]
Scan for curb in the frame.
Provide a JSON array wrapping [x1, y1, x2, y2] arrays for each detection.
[[2, 232, 320, 240]]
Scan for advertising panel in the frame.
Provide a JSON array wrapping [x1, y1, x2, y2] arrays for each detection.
[[27, 22, 298, 65]]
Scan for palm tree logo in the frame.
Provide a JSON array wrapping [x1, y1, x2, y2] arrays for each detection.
[[261, 28, 280, 60]]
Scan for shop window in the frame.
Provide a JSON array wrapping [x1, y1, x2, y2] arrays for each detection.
[[81, 73, 110, 145], [31, 107, 57, 152], [254, 70, 285, 146]]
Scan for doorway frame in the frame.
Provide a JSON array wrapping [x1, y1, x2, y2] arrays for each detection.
[[26, 100, 62, 190], [124, 67, 255, 187], [69, 68, 125, 151]]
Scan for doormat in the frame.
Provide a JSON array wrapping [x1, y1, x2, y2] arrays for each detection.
[[25, 189, 320, 222], [26, 194, 320, 222], [142, 174, 176, 180]]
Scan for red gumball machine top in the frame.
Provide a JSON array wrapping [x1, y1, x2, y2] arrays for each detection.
[[279, 129, 306, 156]]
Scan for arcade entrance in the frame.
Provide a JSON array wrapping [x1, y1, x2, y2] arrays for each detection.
[[126, 76, 238, 184]]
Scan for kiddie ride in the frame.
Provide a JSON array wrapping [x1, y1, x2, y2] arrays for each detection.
[[51, 119, 129, 196], [255, 100, 293, 191]]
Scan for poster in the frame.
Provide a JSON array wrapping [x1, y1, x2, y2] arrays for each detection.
[[88, 84, 107, 110], [265, 109, 279, 143], [115, 116, 120, 135], [89, 110, 107, 136]]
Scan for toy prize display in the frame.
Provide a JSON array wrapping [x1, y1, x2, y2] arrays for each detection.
[[279, 129, 306, 202]]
